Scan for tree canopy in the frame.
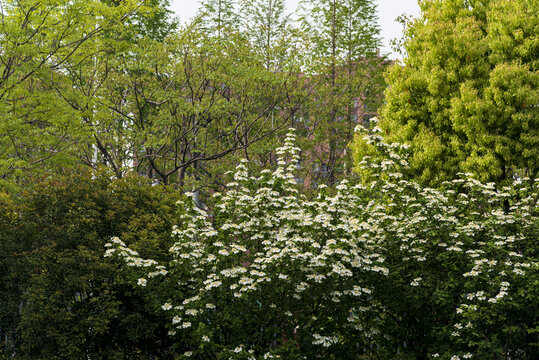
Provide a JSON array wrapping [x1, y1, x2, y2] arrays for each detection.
[[0, 0, 174, 190], [353, 0, 539, 186], [0, 0, 306, 192], [0, 171, 181, 358]]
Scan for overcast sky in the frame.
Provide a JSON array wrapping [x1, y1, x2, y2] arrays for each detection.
[[169, 0, 421, 59]]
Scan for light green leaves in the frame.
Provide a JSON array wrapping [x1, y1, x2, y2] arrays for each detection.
[[372, 0, 539, 186]]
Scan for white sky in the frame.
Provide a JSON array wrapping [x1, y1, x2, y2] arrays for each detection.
[[169, 0, 421, 59]]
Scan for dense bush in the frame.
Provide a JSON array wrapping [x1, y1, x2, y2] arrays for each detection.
[[353, 124, 538, 359], [0, 172, 181, 359], [108, 129, 538, 359]]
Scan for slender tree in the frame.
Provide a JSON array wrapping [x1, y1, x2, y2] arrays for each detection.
[[197, 0, 239, 37], [240, 0, 290, 69], [299, 0, 385, 185]]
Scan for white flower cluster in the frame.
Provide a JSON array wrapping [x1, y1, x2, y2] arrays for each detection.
[[355, 121, 538, 358], [104, 237, 168, 285], [311, 333, 339, 347], [156, 130, 389, 349]]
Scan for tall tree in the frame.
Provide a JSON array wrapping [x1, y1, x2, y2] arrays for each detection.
[[102, 0, 177, 41], [299, 0, 385, 185], [357, 0, 539, 186], [197, 0, 239, 37], [240, 0, 290, 69]]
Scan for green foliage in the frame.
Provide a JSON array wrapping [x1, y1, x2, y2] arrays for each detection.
[[17, 12, 305, 192], [2, 1, 536, 358], [240, 0, 290, 69], [94, 23, 302, 186], [0, 0, 173, 190], [0, 171, 181, 359], [197, 0, 239, 36], [0, 0, 380, 194], [298, 0, 387, 185], [300, 0, 382, 61], [0, 192, 23, 356], [360, 0, 539, 186]]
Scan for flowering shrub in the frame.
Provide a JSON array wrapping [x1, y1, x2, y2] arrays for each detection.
[[352, 124, 538, 359], [106, 127, 538, 359]]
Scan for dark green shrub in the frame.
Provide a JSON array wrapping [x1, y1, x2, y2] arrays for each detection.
[[0, 171, 182, 359]]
